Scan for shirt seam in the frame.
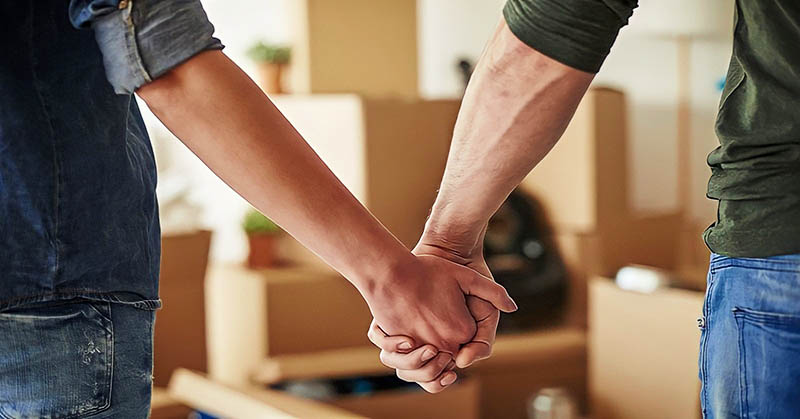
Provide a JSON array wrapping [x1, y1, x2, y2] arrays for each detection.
[[121, 0, 152, 84], [29, 1, 62, 283]]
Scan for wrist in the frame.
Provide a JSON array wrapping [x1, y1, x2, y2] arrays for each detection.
[[422, 204, 487, 259], [351, 248, 418, 306]]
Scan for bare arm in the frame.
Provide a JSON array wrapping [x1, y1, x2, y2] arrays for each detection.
[[373, 0, 635, 389], [138, 50, 402, 289], [421, 21, 594, 253], [135, 50, 516, 354], [371, 21, 595, 390]]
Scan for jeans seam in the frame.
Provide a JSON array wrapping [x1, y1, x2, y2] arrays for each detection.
[[700, 271, 716, 418], [735, 312, 749, 419], [79, 302, 114, 417], [107, 302, 115, 414], [72, 301, 114, 417], [710, 262, 800, 274]]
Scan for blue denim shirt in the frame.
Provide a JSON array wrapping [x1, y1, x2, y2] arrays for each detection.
[[0, 0, 222, 311]]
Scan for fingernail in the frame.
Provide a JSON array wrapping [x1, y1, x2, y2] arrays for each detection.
[[440, 372, 457, 386], [510, 297, 519, 311], [422, 349, 436, 361], [398, 341, 412, 350], [445, 360, 456, 371]]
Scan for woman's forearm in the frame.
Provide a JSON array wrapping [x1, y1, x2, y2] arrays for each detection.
[[136, 50, 412, 295], [423, 20, 594, 253]]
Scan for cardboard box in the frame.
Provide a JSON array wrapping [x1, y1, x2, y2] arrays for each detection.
[[253, 345, 387, 384], [517, 88, 684, 329], [331, 379, 480, 419], [169, 368, 477, 419], [206, 264, 373, 386], [519, 88, 629, 234], [168, 369, 362, 418], [589, 278, 704, 419], [155, 230, 212, 387], [272, 96, 459, 257], [553, 212, 683, 329], [150, 387, 193, 419], [472, 329, 587, 419], [677, 222, 712, 291], [286, 1, 418, 97]]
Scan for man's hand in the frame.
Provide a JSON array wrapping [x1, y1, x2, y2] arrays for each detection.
[[367, 18, 593, 393], [364, 252, 516, 357], [367, 228, 503, 392]]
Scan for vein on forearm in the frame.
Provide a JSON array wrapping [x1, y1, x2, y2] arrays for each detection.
[[426, 20, 594, 248]]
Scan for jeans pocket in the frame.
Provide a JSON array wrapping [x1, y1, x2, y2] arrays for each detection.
[[0, 302, 113, 419], [734, 307, 800, 419]]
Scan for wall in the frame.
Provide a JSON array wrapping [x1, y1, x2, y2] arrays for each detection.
[[416, 0, 506, 98]]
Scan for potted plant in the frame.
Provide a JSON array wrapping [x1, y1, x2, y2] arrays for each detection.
[[243, 209, 282, 268], [246, 41, 291, 94]]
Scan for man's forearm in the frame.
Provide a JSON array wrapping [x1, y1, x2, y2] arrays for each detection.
[[423, 20, 594, 253], [136, 50, 412, 295]]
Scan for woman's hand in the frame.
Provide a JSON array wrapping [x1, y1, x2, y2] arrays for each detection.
[[367, 227, 506, 392], [364, 252, 515, 356]]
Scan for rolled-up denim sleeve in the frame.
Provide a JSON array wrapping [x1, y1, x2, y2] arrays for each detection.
[[503, 0, 637, 73], [69, 0, 224, 94]]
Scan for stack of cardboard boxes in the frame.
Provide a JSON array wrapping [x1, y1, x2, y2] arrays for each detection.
[[519, 87, 684, 329]]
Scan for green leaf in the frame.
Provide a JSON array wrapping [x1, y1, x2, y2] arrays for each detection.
[[246, 42, 292, 64], [242, 209, 281, 234]]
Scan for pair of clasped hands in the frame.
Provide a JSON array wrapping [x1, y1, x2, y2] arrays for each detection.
[[362, 230, 518, 393]]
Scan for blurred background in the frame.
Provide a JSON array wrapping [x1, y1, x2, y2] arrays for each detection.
[[149, 1, 734, 418]]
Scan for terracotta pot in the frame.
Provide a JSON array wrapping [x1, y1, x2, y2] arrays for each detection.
[[247, 233, 279, 269], [256, 62, 285, 94]]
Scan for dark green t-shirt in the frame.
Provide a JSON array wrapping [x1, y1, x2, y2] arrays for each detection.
[[504, 0, 800, 258]]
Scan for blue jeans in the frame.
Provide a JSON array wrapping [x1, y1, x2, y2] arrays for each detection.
[[700, 254, 800, 418], [0, 301, 155, 418]]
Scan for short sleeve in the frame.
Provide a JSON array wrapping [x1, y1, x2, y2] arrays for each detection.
[[503, 0, 637, 73], [70, 0, 224, 94]]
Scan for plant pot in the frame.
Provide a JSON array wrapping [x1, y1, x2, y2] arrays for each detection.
[[256, 62, 285, 94], [247, 233, 279, 269]]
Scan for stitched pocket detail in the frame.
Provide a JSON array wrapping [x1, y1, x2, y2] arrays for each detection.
[[0, 302, 113, 419], [734, 307, 800, 419]]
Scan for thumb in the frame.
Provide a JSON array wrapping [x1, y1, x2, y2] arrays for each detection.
[[457, 272, 517, 313], [456, 298, 499, 368]]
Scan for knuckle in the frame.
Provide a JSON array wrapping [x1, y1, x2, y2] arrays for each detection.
[[419, 356, 448, 381], [419, 367, 439, 382], [442, 325, 475, 346], [407, 357, 425, 370], [455, 322, 477, 342]]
